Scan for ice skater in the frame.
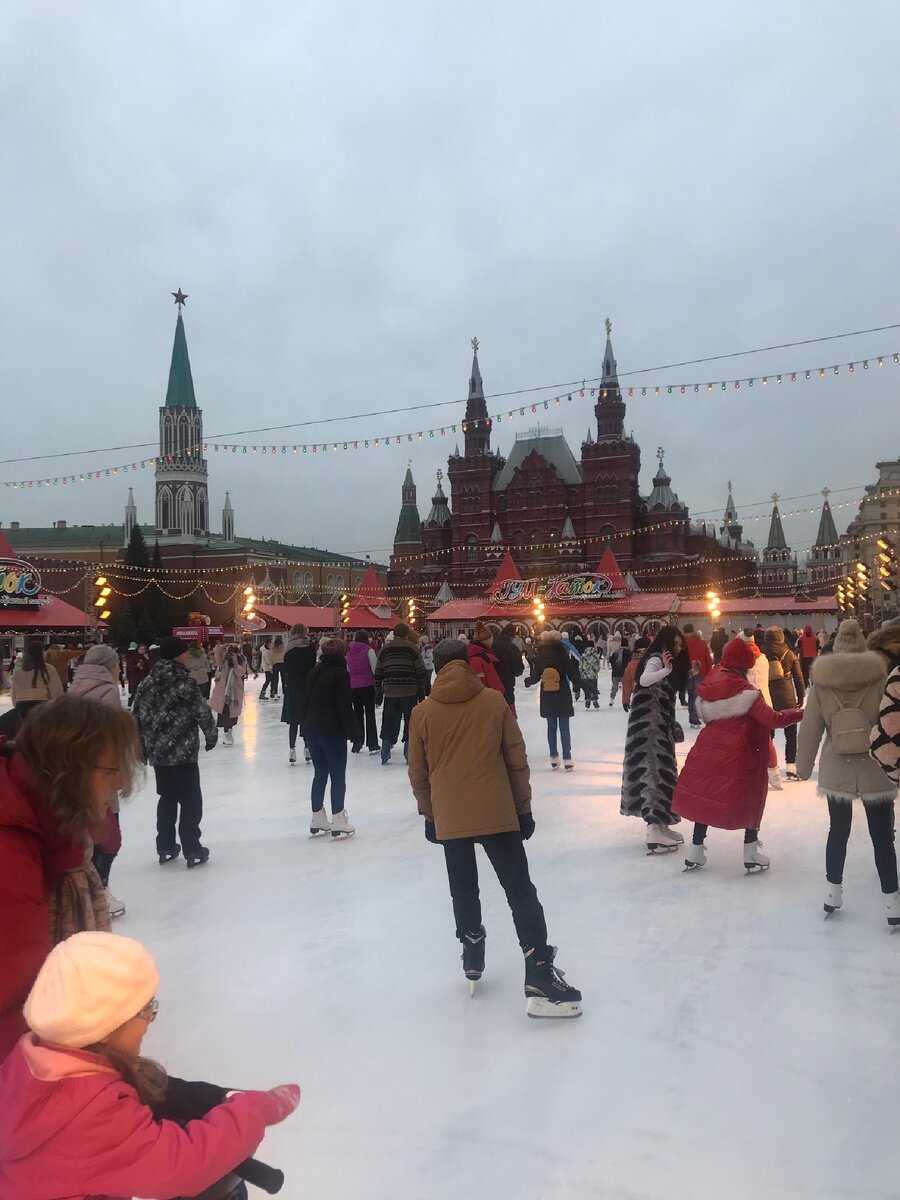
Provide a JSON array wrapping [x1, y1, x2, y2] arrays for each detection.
[[210, 642, 247, 748], [407, 638, 581, 1018], [673, 638, 803, 874], [620, 625, 688, 853], [0, 931, 300, 1197], [525, 628, 581, 770], [132, 636, 218, 869], [297, 637, 362, 838], [797, 619, 899, 925], [374, 623, 427, 764]]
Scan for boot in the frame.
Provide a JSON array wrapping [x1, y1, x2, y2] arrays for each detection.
[[223, 729, 234, 747], [767, 767, 783, 791], [331, 810, 356, 838], [105, 888, 126, 918], [646, 823, 683, 853], [683, 842, 707, 872], [461, 927, 486, 994], [744, 841, 770, 873], [523, 947, 582, 1019], [550, 756, 561, 770], [885, 891, 900, 930], [289, 747, 297, 765], [563, 759, 574, 772], [309, 809, 331, 837], [824, 882, 843, 916]]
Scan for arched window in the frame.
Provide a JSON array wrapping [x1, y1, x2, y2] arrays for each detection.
[[335, 574, 345, 589], [292, 571, 305, 593], [465, 535, 479, 562], [326, 574, 335, 590], [177, 486, 193, 535], [305, 572, 314, 589], [158, 487, 172, 530]]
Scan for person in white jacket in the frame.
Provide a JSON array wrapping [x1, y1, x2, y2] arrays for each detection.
[[259, 639, 274, 699]]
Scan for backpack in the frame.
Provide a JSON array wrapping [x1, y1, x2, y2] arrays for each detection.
[[831, 696, 872, 756], [541, 667, 561, 692], [768, 655, 785, 682]]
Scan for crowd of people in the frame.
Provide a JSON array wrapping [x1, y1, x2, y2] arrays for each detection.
[[2, 611, 900, 1195]]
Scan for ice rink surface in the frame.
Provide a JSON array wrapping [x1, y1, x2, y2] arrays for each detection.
[[90, 678, 900, 1199]]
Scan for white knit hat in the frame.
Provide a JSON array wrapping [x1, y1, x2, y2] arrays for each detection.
[[833, 618, 866, 654], [24, 932, 159, 1049]]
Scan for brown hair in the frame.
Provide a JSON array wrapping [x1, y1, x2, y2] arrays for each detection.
[[23, 637, 50, 688], [83, 1042, 168, 1107], [14, 696, 143, 841]]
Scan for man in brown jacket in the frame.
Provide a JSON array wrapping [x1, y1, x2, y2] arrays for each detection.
[[407, 638, 582, 1019]]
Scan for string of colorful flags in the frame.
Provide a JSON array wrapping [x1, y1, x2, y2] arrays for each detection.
[[4, 347, 899, 490]]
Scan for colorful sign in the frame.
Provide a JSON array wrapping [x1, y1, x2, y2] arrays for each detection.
[[0, 557, 43, 610], [489, 574, 624, 604], [172, 625, 224, 642]]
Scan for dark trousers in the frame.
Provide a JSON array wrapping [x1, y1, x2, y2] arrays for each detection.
[[581, 677, 598, 704], [687, 674, 700, 725], [91, 847, 117, 887], [800, 657, 814, 688], [826, 797, 898, 892], [271, 663, 284, 695], [771, 723, 798, 764], [442, 832, 548, 950], [260, 670, 274, 698], [199, 680, 211, 700], [692, 822, 757, 844], [381, 695, 416, 759], [424, 669, 433, 697], [154, 762, 203, 856], [306, 733, 347, 814], [351, 686, 380, 750]]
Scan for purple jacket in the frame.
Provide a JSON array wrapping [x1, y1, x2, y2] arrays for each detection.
[[346, 640, 376, 689]]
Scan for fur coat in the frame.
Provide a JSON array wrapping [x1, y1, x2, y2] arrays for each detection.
[[209, 645, 247, 719], [620, 655, 680, 825], [796, 650, 896, 802], [673, 669, 803, 830], [871, 664, 900, 783]]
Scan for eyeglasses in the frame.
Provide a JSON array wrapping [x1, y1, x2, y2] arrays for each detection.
[[93, 764, 124, 777], [136, 997, 158, 1023]]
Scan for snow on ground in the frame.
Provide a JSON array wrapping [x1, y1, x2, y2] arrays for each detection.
[[29, 678, 900, 1197]]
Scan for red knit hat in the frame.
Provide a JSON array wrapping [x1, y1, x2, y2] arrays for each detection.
[[720, 638, 756, 671]]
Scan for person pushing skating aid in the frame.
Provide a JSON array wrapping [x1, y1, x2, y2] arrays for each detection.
[[407, 638, 582, 1019]]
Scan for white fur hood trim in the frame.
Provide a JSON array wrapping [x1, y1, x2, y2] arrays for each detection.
[[810, 650, 886, 690], [697, 688, 760, 722]]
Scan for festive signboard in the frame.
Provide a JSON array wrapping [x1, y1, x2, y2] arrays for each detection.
[[172, 625, 224, 642], [0, 557, 45, 610], [489, 574, 624, 603]]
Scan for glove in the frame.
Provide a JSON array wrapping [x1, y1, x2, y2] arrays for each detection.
[[205, 737, 218, 752], [375, 693, 383, 708], [519, 812, 535, 840], [255, 1083, 301, 1126], [424, 819, 439, 844], [351, 742, 363, 754], [523, 678, 533, 688]]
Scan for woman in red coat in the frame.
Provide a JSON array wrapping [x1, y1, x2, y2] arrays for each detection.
[[673, 639, 803, 874], [0, 697, 141, 1061]]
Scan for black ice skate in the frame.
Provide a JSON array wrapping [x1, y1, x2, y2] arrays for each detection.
[[185, 846, 210, 869], [158, 844, 181, 866], [523, 946, 582, 1019], [461, 926, 486, 996]]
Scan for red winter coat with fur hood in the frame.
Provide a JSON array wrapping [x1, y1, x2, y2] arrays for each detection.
[[673, 668, 803, 830]]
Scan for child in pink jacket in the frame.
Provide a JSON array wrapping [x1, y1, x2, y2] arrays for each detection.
[[0, 931, 299, 1200]]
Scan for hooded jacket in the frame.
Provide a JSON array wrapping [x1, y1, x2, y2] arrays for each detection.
[[0, 754, 84, 1061], [132, 659, 218, 766], [764, 629, 805, 710], [673, 669, 804, 830], [796, 650, 896, 801], [281, 637, 318, 725], [466, 641, 506, 698], [407, 660, 530, 840], [68, 664, 121, 710], [492, 633, 525, 705], [526, 631, 581, 718], [0, 1034, 274, 1200], [799, 627, 819, 660], [209, 646, 247, 719], [11, 660, 64, 707]]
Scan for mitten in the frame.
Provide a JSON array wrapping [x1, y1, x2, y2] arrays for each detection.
[[255, 1084, 301, 1126], [424, 820, 439, 844], [518, 813, 535, 840]]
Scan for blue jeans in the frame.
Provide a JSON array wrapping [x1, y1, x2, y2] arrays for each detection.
[[546, 715, 571, 760], [687, 674, 700, 725], [305, 734, 347, 814]]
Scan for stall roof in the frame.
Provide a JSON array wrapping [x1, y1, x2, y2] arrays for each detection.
[[0, 596, 89, 631], [251, 604, 394, 631], [427, 593, 680, 623], [677, 595, 839, 616]]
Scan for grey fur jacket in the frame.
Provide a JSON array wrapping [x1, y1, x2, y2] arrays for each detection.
[[796, 650, 897, 802]]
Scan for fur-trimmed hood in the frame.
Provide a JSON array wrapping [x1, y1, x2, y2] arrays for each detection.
[[696, 668, 760, 722], [810, 649, 886, 691], [540, 629, 562, 643]]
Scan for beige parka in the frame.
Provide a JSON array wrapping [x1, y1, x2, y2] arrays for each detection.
[[796, 650, 897, 802]]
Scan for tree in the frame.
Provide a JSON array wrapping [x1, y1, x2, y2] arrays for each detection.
[[125, 525, 150, 570]]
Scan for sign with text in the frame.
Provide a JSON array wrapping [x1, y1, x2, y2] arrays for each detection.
[[0, 557, 43, 611], [489, 574, 624, 604]]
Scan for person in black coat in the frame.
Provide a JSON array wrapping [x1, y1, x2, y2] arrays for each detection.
[[297, 638, 362, 836], [281, 623, 318, 765], [493, 623, 525, 714], [524, 629, 581, 769], [764, 625, 805, 779], [709, 626, 728, 664]]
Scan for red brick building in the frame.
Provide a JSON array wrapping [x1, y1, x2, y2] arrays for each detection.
[[390, 325, 758, 598]]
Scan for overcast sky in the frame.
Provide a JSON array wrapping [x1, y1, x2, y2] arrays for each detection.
[[2, 1, 899, 564]]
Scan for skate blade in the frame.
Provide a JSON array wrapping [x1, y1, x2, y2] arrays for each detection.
[[889, 921, 900, 933], [647, 844, 678, 854], [526, 997, 583, 1019], [744, 864, 770, 874], [308, 828, 331, 837], [468, 980, 477, 997], [682, 861, 704, 872], [330, 830, 356, 839]]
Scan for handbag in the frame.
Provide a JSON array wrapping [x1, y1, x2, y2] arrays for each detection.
[[671, 720, 685, 743]]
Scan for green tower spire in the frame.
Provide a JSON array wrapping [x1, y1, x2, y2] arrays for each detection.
[[165, 312, 197, 408]]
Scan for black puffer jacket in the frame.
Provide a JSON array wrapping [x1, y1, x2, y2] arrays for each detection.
[[764, 629, 805, 710], [298, 654, 362, 743], [281, 637, 318, 725], [493, 634, 525, 706], [526, 633, 581, 718]]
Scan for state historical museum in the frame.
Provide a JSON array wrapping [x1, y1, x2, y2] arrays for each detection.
[[388, 324, 758, 598]]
